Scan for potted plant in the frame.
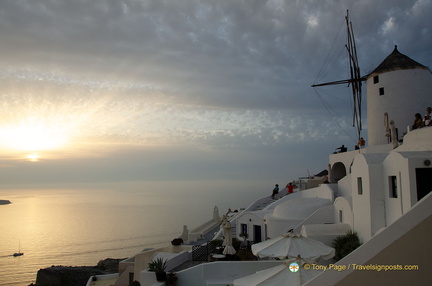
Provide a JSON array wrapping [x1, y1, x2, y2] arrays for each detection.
[[171, 238, 183, 246], [148, 257, 167, 281], [166, 272, 178, 286]]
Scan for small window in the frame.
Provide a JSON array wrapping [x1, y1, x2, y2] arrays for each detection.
[[339, 210, 343, 223], [373, 75, 379, 84], [357, 177, 363, 195], [241, 223, 248, 236], [379, 87, 385, 95], [389, 176, 398, 198]]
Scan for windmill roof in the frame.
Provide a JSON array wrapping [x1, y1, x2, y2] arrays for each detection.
[[368, 46, 430, 78], [314, 169, 328, 177]]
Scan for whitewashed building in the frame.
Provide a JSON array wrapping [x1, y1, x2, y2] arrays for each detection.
[[92, 47, 432, 286], [234, 46, 432, 245], [366, 46, 432, 146]]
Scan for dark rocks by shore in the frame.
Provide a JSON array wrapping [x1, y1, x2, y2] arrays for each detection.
[[29, 258, 125, 286], [0, 199, 11, 205]]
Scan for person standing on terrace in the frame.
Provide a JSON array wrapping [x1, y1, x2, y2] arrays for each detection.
[[271, 184, 279, 199], [286, 182, 297, 194], [413, 113, 424, 129]]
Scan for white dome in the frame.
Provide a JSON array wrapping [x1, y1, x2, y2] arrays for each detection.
[[273, 198, 331, 219], [396, 127, 432, 152]]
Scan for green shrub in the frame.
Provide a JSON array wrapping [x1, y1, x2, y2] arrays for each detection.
[[332, 230, 362, 261]]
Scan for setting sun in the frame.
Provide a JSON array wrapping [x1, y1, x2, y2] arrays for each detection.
[[0, 117, 70, 151], [26, 153, 41, 162]]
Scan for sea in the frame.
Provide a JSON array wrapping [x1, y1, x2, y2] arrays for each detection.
[[0, 180, 269, 286]]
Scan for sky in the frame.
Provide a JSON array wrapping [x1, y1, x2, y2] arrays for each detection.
[[0, 0, 431, 189]]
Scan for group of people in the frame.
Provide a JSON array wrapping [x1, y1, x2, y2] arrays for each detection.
[[337, 139, 366, 152], [271, 182, 297, 199], [413, 106, 431, 130]]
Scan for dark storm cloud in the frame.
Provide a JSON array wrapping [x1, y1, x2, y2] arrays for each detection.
[[2, 0, 429, 111]]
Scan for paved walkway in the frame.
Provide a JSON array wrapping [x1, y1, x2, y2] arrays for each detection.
[[187, 224, 222, 246], [251, 197, 277, 211]]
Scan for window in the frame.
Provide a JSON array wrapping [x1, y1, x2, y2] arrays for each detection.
[[389, 176, 398, 198], [357, 177, 363, 195], [373, 75, 379, 84], [379, 87, 385, 95], [241, 223, 248, 236], [339, 210, 343, 223]]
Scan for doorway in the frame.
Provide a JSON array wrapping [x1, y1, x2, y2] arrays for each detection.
[[416, 168, 432, 201], [253, 225, 262, 243]]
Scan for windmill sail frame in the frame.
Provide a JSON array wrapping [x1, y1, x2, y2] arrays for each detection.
[[312, 10, 365, 140]]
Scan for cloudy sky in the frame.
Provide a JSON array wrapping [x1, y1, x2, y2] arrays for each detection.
[[0, 0, 431, 188]]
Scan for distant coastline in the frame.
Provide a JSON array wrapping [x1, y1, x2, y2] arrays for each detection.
[[0, 199, 11, 205]]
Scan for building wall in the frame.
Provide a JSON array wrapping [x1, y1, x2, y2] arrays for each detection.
[[406, 155, 432, 207], [381, 151, 432, 227], [335, 173, 353, 198], [340, 143, 432, 242], [366, 68, 432, 146], [304, 192, 432, 286], [329, 151, 358, 183], [335, 215, 432, 285], [175, 261, 282, 286], [351, 156, 372, 241], [368, 164, 386, 238], [236, 212, 266, 241], [333, 197, 353, 227], [382, 152, 405, 226], [351, 154, 385, 242]]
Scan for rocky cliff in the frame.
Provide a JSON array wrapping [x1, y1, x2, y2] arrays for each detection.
[[30, 258, 125, 286]]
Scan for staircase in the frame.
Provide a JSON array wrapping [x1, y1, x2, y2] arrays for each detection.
[[251, 197, 276, 211]]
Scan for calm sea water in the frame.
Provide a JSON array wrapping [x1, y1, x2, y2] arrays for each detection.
[[0, 180, 268, 286]]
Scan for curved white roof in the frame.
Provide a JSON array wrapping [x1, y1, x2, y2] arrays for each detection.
[[395, 128, 432, 152], [273, 198, 331, 219], [358, 153, 388, 164]]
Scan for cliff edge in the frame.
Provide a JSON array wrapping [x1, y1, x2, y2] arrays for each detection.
[[29, 258, 125, 286]]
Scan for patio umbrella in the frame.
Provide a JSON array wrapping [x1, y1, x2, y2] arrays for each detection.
[[233, 256, 322, 286], [251, 232, 335, 261], [222, 217, 236, 255]]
